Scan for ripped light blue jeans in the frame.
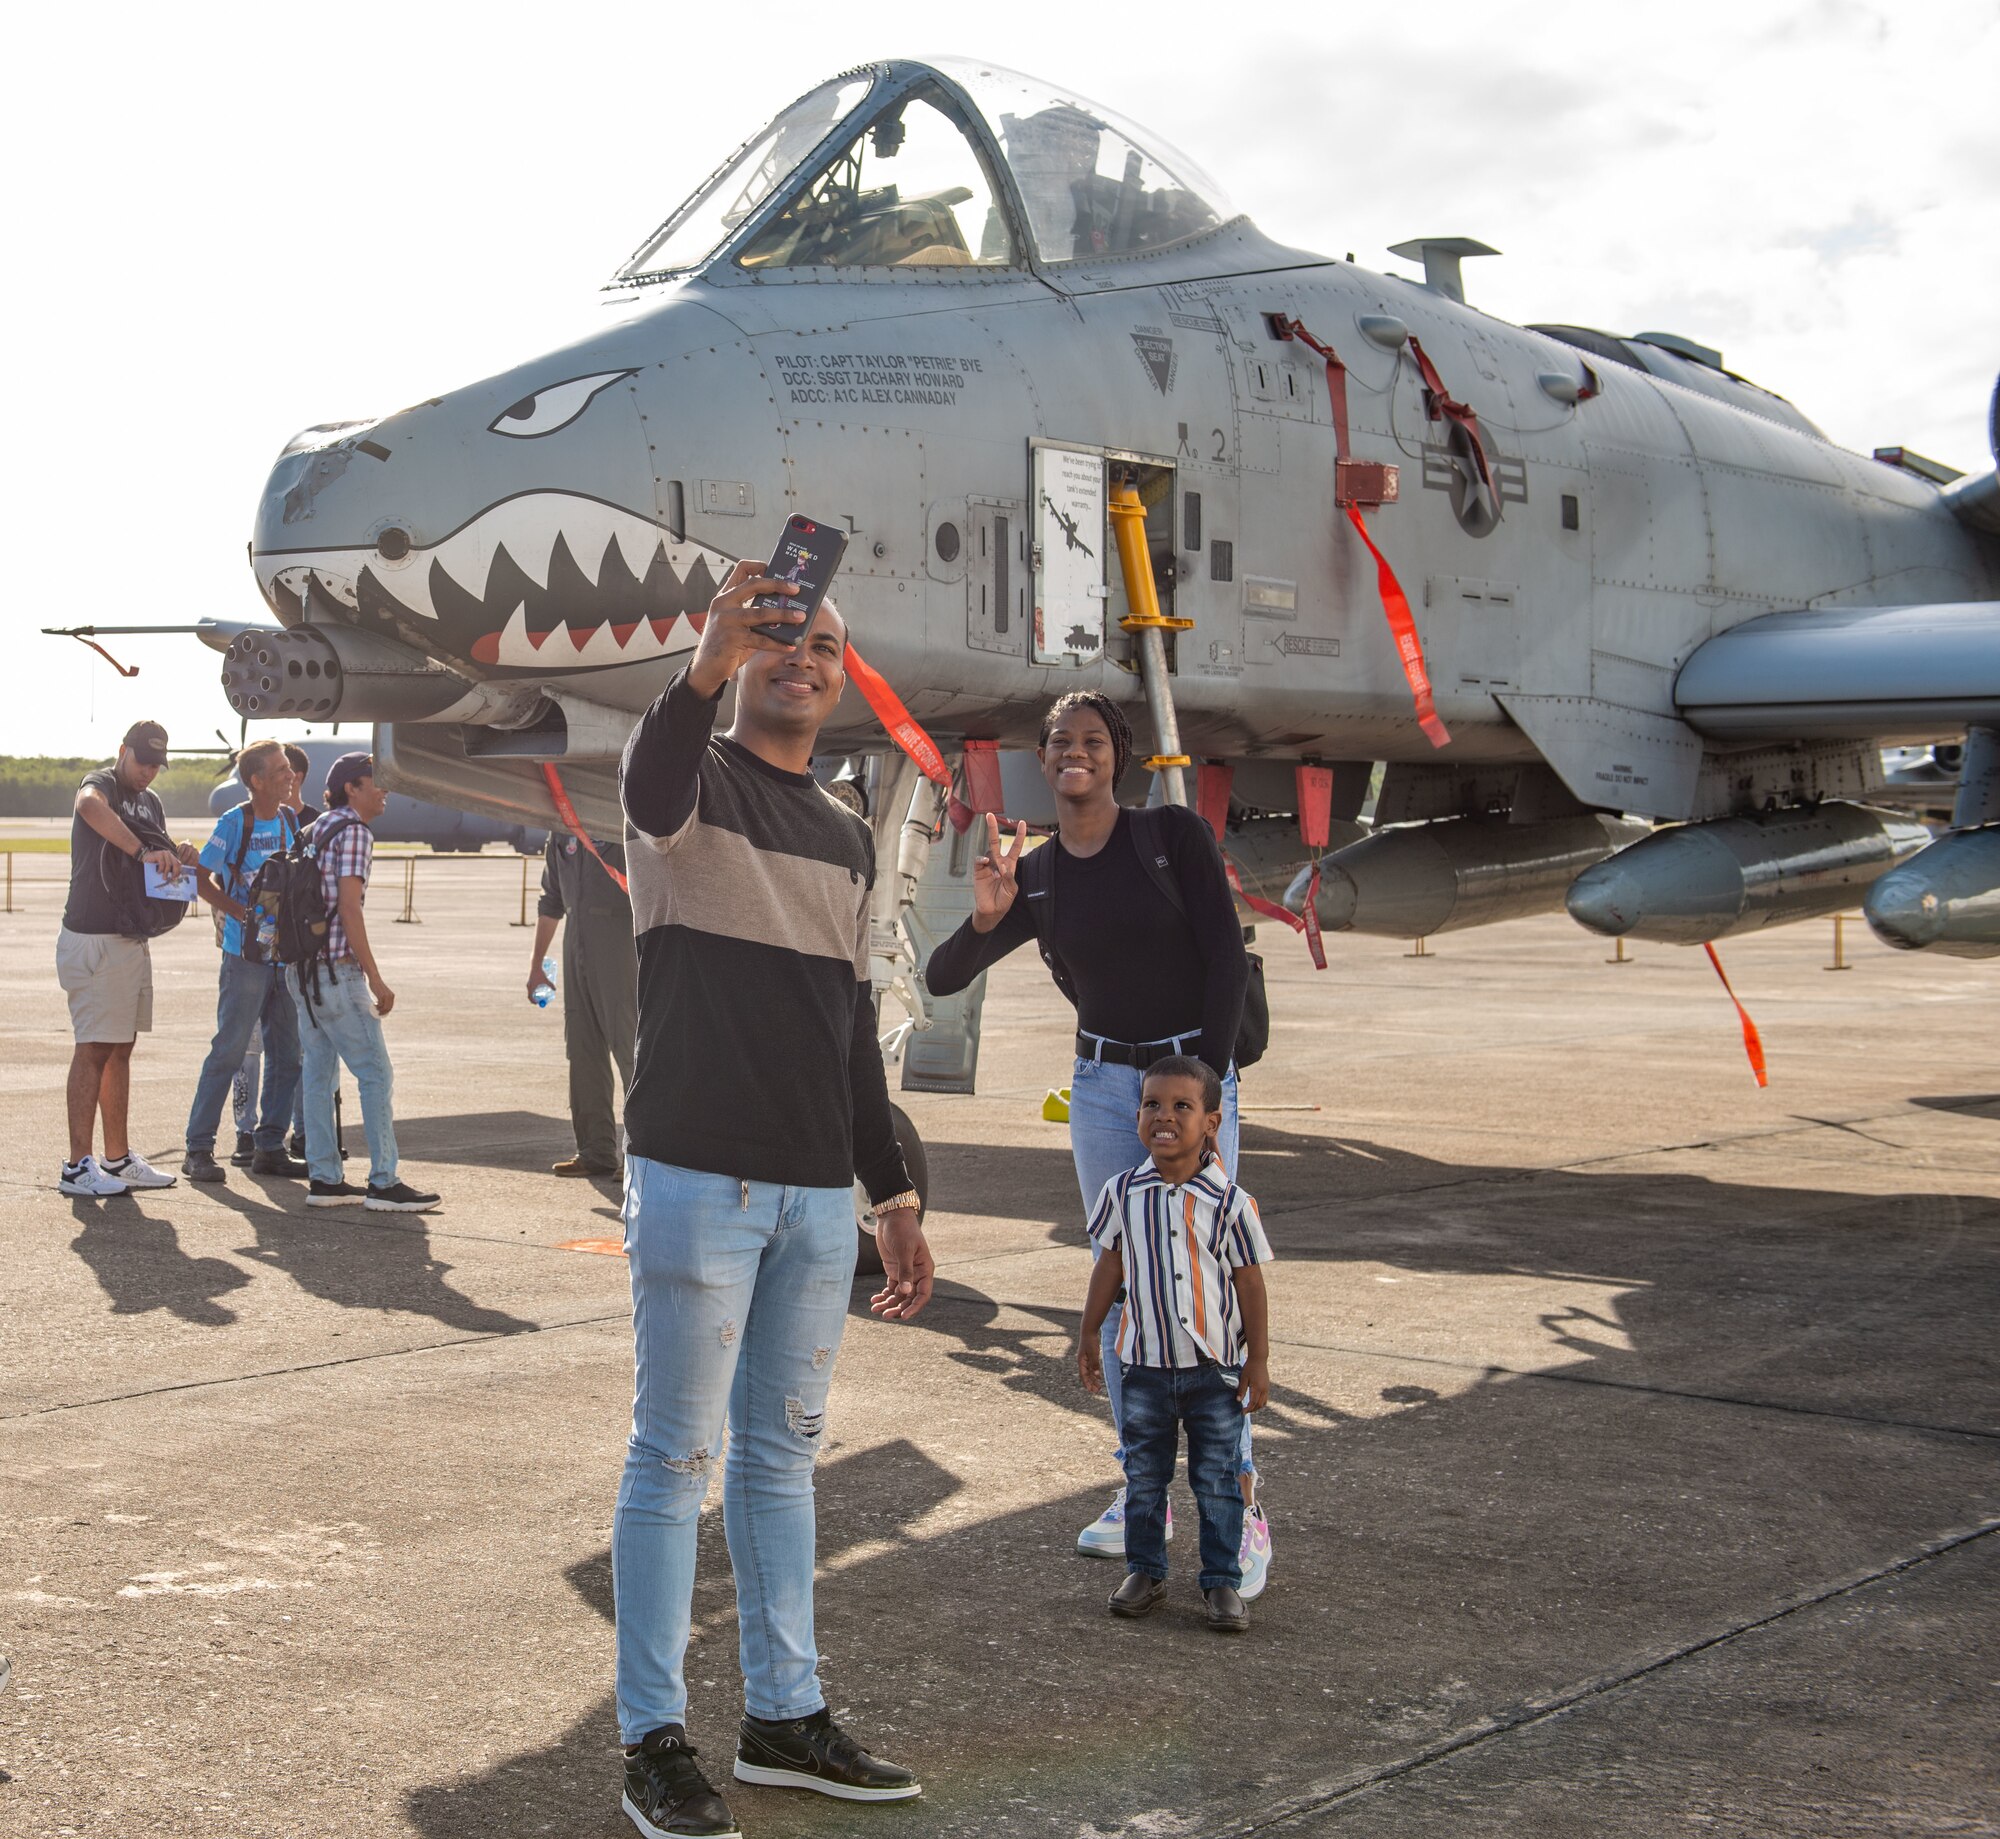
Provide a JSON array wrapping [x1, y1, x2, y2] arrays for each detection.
[[1068, 1053, 1253, 1481], [612, 1157, 855, 1743]]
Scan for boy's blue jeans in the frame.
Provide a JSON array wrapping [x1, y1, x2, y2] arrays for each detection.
[[612, 1157, 854, 1743], [1068, 1054, 1252, 1481], [1120, 1360, 1247, 1590], [185, 952, 300, 1155], [289, 961, 398, 1187]]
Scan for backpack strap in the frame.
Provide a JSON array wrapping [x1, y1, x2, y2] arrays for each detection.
[[1128, 804, 1192, 919]]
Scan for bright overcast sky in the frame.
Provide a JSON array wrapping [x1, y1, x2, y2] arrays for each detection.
[[5, 0, 1995, 758]]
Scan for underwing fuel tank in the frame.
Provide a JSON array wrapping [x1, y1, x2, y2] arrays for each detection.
[[1565, 804, 1930, 945], [1287, 814, 1646, 939], [1861, 826, 2000, 958]]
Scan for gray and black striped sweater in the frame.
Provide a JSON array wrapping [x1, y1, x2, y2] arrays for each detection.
[[619, 670, 911, 1202]]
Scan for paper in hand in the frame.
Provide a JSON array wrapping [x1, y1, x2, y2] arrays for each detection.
[[144, 861, 196, 901]]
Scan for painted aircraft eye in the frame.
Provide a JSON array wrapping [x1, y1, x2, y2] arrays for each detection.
[[486, 369, 636, 439]]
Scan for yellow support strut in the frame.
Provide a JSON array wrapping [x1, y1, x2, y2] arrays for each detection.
[[1108, 481, 1194, 803]]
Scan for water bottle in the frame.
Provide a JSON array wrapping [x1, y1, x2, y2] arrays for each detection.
[[255, 905, 278, 955], [533, 956, 557, 1008]]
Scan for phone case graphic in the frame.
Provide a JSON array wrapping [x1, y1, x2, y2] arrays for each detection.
[[752, 515, 848, 645]]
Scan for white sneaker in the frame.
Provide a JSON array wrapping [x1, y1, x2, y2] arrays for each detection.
[[101, 1151, 176, 1190], [58, 1156, 129, 1198], [1238, 1503, 1273, 1601], [1076, 1487, 1173, 1558]]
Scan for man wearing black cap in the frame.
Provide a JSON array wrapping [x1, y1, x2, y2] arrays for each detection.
[[55, 722, 197, 1197], [288, 752, 439, 1214]]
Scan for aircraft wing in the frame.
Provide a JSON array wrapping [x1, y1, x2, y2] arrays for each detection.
[[1674, 602, 2000, 741]]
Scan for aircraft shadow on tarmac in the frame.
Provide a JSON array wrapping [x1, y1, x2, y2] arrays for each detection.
[[398, 1123, 1998, 1838], [67, 1178, 537, 1338]]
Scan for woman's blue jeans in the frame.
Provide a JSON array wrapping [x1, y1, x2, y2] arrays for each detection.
[[612, 1157, 855, 1742], [1068, 1054, 1252, 1480]]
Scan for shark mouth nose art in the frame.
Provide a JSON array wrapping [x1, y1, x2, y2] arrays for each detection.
[[257, 492, 730, 673]]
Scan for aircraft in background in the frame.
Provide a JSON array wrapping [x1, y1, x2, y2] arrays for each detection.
[[204, 736, 546, 853], [207, 57, 1995, 1136]]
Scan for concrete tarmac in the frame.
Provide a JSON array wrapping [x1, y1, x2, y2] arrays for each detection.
[[1, 850, 1995, 1837]]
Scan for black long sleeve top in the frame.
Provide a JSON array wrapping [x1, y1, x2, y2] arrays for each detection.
[[619, 670, 910, 1201], [924, 805, 1249, 1077]]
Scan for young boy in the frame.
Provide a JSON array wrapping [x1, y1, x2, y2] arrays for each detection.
[[1078, 1055, 1273, 1632]]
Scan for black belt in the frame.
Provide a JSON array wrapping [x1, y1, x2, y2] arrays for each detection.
[[1076, 1030, 1200, 1068]]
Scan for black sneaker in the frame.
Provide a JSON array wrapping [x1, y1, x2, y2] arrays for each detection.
[[184, 1151, 227, 1184], [230, 1132, 256, 1167], [306, 1179, 364, 1208], [622, 1726, 738, 1838], [365, 1180, 440, 1214], [251, 1148, 310, 1178], [286, 1130, 307, 1161], [735, 1707, 919, 1802]]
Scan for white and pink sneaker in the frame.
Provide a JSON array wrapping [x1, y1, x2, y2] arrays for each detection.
[[1238, 1503, 1272, 1600], [1076, 1486, 1174, 1558]]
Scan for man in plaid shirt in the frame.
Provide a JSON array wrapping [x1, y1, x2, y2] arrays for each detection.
[[288, 753, 439, 1214]]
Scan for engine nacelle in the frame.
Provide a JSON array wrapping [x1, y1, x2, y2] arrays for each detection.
[[1862, 825, 2000, 958], [1565, 803, 1929, 944], [1288, 813, 1645, 939]]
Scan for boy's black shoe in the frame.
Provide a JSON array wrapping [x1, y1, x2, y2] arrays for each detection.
[[306, 1179, 364, 1208], [184, 1152, 227, 1184], [250, 1148, 309, 1178], [365, 1180, 440, 1214], [1205, 1583, 1249, 1632], [1108, 1572, 1168, 1618], [735, 1707, 920, 1802], [622, 1726, 738, 1838], [230, 1132, 256, 1167], [285, 1130, 307, 1161]]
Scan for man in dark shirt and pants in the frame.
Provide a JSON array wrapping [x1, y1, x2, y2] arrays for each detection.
[[526, 831, 635, 1176], [55, 721, 197, 1197], [612, 561, 934, 1838]]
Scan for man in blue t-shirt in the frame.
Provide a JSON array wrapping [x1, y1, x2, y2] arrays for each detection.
[[183, 740, 308, 1184]]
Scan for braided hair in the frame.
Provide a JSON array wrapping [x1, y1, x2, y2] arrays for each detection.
[[1039, 692, 1133, 785]]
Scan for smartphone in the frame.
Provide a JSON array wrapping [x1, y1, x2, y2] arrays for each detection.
[[751, 514, 848, 648]]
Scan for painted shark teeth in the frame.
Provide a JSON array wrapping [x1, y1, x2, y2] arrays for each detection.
[[254, 491, 731, 673]]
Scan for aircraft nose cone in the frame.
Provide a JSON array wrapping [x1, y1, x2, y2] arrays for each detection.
[[1862, 866, 1946, 949], [1565, 861, 1639, 937]]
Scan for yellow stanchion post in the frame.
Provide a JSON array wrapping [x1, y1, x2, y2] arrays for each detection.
[[1827, 911, 1850, 971], [511, 854, 532, 927], [394, 854, 420, 924], [1405, 935, 1431, 958], [1607, 936, 1631, 964], [4, 851, 12, 915]]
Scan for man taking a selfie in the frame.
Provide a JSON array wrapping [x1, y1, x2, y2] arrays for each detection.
[[613, 561, 934, 1838]]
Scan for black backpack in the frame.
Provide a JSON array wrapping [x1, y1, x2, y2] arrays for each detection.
[[1015, 804, 1269, 1071], [247, 810, 357, 1019], [216, 804, 297, 963], [98, 807, 192, 940]]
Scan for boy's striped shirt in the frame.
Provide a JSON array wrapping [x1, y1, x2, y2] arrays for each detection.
[[1087, 1157, 1273, 1368]]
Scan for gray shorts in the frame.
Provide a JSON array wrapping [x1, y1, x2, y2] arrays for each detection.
[[56, 926, 153, 1043]]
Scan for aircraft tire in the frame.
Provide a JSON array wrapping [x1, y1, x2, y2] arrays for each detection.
[[854, 1102, 928, 1278]]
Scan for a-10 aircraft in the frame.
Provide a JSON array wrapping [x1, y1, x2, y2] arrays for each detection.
[[220, 55, 1999, 1118]]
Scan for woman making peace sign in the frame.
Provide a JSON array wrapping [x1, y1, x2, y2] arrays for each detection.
[[924, 693, 1271, 1599]]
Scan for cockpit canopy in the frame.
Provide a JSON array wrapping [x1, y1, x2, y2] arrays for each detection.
[[616, 58, 1237, 282]]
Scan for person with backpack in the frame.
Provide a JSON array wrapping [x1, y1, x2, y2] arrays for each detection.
[[181, 739, 309, 1185], [285, 752, 439, 1214], [922, 692, 1275, 1598], [229, 744, 329, 1166], [55, 721, 199, 1197]]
